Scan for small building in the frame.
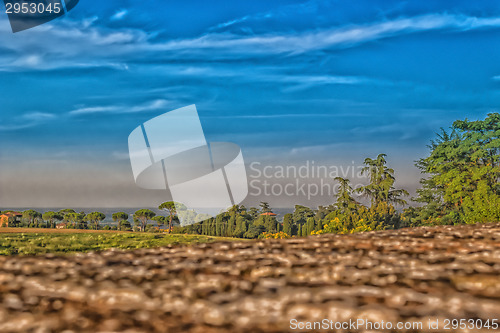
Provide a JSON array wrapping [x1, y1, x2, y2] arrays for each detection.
[[260, 212, 277, 217], [0, 212, 22, 228], [56, 222, 68, 229]]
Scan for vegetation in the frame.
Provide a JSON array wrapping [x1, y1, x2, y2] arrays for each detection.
[[86, 212, 106, 230], [158, 201, 179, 233], [406, 113, 500, 225], [173, 113, 499, 236], [22, 210, 41, 227], [112, 212, 132, 231], [1, 113, 498, 241], [0, 233, 239, 256], [133, 209, 156, 232], [42, 211, 62, 228], [260, 231, 291, 239], [173, 154, 408, 237]]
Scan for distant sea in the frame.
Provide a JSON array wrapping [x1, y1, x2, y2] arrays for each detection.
[[1, 207, 294, 224]]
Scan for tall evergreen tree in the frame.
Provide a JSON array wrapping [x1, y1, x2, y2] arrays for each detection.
[[283, 213, 293, 236], [259, 202, 272, 213], [414, 113, 500, 224], [305, 217, 315, 235], [357, 154, 408, 207], [333, 177, 359, 213], [264, 216, 278, 233]]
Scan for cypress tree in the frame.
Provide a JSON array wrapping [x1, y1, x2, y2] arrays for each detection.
[[306, 217, 315, 235], [283, 213, 293, 235], [216, 215, 223, 236], [264, 216, 277, 233], [301, 223, 308, 237]]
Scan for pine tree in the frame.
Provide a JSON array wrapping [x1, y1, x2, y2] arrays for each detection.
[[414, 113, 500, 224]]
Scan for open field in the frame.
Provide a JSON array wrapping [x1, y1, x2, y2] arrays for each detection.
[[0, 228, 122, 234], [0, 231, 239, 255], [0, 223, 499, 332]]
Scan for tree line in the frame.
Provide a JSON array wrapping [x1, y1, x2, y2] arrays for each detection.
[[174, 113, 500, 237], [173, 152, 410, 238], [1, 207, 173, 232], [2, 113, 499, 238]]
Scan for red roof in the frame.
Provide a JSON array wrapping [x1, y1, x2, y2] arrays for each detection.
[[1, 212, 22, 217], [260, 212, 277, 216]]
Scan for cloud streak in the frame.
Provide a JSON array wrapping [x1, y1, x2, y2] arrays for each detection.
[[68, 99, 169, 116], [0, 112, 56, 131], [0, 98, 172, 131], [151, 14, 500, 55], [111, 9, 129, 21]]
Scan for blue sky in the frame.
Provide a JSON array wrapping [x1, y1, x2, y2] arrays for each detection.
[[1, 0, 500, 208]]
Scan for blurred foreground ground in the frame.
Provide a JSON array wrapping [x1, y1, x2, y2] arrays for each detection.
[[0, 223, 499, 332]]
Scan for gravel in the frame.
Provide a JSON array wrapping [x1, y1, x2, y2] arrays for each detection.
[[0, 223, 499, 332]]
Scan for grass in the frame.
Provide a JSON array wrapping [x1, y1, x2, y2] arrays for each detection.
[[0, 231, 239, 256], [0, 228, 122, 234]]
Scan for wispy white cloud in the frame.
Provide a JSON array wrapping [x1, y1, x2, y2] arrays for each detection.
[[0, 112, 56, 131], [2, 12, 500, 72], [11, 55, 43, 68], [207, 0, 319, 33], [69, 99, 169, 116], [209, 15, 254, 31], [205, 113, 341, 120], [68, 106, 117, 115], [111, 9, 129, 21], [150, 65, 370, 86], [153, 14, 500, 55], [22, 112, 57, 122], [0, 99, 171, 131], [277, 75, 380, 91], [0, 14, 147, 71]]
